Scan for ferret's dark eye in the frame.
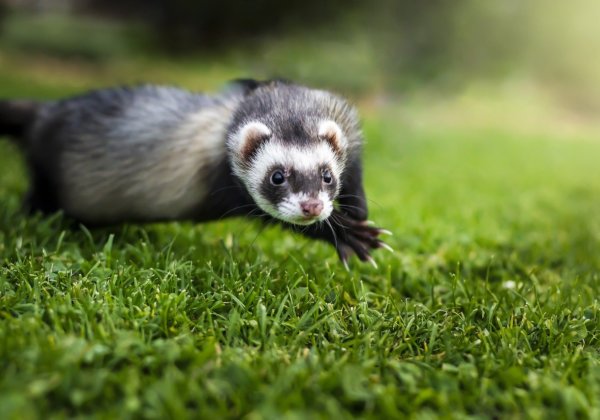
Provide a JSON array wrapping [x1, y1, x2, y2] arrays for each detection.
[[322, 169, 333, 184], [271, 170, 285, 185]]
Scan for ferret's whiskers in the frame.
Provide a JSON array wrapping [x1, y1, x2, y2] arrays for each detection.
[[219, 203, 256, 220], [325, 218, 338, 250], [249, 221, 269, 248], [209, 184, 244, 197], [337, 194, 383, 209], [330, 213, 349, 231], [329, 213, 342, 229], [337, 203, 368, 214]]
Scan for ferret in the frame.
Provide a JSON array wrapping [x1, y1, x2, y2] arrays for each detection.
[[0, 79, 390, 267]]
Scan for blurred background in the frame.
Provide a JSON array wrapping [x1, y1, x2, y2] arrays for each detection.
[[0, 0, 599, 139]]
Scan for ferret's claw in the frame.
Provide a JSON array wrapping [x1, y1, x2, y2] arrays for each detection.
[[378, 229, 393, 236], [367, 256, 378, 269], [379, 242, 395, 253], [342, 259, 350, 272]]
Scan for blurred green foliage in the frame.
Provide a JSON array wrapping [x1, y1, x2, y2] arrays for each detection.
[[1, 0, 599, 105], [0, 13, 149, 60]]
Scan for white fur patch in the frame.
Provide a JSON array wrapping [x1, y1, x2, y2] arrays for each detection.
[[318, 120, 345, 149], [276, 191, 333, 225], [277, 192, 309, 224]]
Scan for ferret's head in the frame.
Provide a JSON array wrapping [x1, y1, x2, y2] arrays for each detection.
[[227, 82, 361, 225], [229, 118, 346, 225]]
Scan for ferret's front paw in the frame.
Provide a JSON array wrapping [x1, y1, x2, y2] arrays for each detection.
[[329, 212, 393, 269]]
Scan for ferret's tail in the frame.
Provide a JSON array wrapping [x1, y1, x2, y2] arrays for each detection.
[[0, 99, 40, 142]]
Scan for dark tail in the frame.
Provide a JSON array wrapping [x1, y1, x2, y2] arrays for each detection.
[[0, 99, 40, 142]]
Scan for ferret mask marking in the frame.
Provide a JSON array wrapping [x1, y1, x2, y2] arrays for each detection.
[[230, 121, 345, 225]]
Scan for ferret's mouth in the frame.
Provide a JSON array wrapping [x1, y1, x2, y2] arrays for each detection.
[[293, 215, 322, 225], [274, 210, 331, 226]]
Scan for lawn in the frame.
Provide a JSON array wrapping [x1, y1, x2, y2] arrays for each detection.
[[1, 52, 600, 419]]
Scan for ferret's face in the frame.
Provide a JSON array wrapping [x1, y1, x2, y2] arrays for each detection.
[[230, 120, 345, 225]]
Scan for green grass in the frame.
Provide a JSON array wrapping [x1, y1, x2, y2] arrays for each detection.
[[1, 55, 600, 419]]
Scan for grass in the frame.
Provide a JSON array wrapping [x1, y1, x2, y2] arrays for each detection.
[[1, 49, 600, 419]]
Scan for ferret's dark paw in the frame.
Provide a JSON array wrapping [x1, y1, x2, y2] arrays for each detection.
[[331, 213, 393, 268]]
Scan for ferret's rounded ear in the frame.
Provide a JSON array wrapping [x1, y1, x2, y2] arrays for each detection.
[[318, 120, 344, 155], [237, 121, 272, 161]]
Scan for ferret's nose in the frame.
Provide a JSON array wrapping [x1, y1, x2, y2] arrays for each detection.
[[300, 198, 324, 218]]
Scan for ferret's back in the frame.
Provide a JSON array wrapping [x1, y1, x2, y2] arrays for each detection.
[[34, 85, 214, 140], [28, 85, 240, 223]]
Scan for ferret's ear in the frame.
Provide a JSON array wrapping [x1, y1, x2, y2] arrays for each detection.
[[318, 120, 344, 155], [237, 121, 272, 161]]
